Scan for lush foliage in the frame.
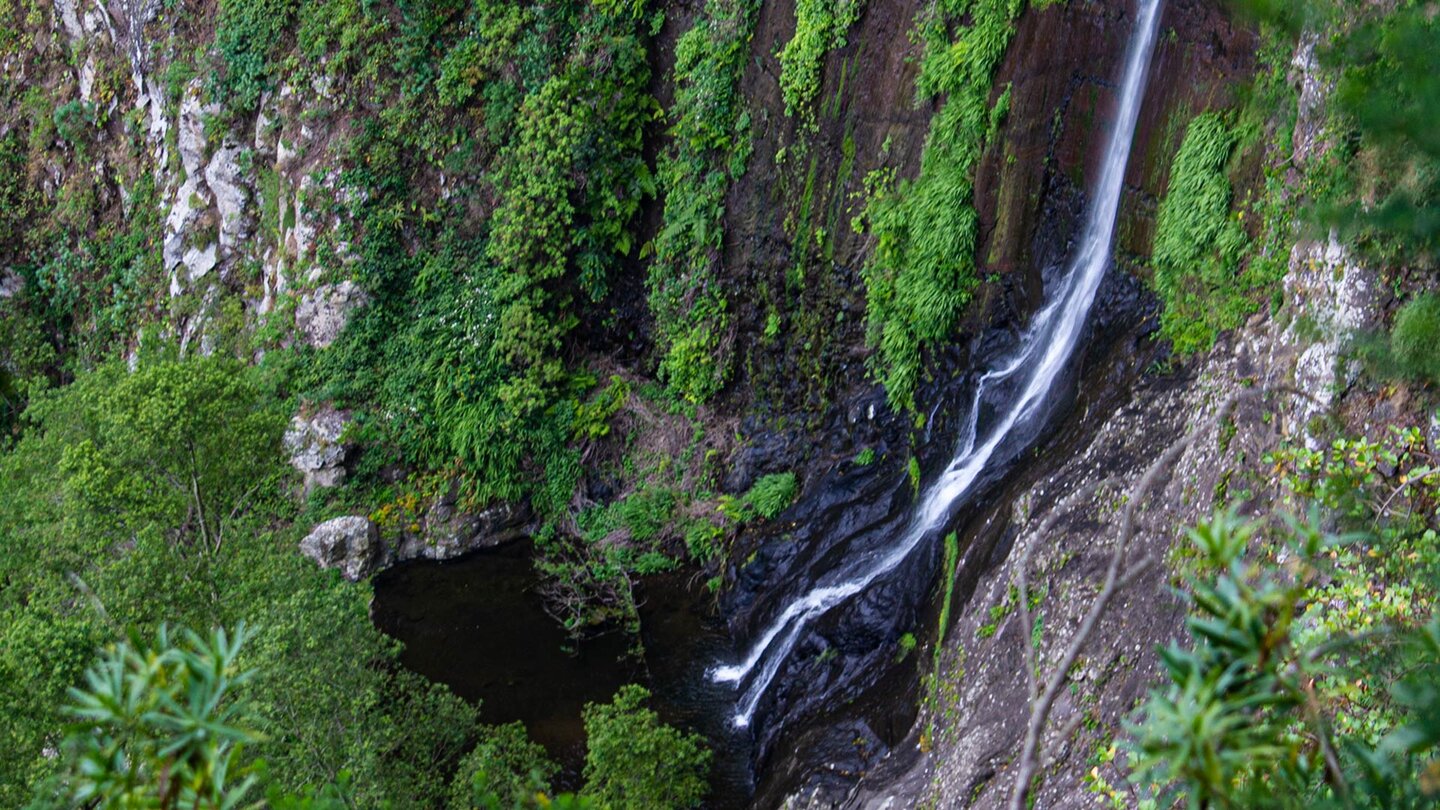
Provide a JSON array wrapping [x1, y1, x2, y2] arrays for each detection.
[[1389, 293, 1440, 384], [486, 8, 657, 417], [722, 471, 799, 521], [856, 0, 1024, 410], [648, 0, 760, 402], [1317, 2, 1440, 262], [213, 0, 300, 110], [1130, 511, 1440, 808], [0, 355, 479, 806], [46, 625, 260, 809], [777, 0, 867, 120], [1151, 112, 1254, 355], [580, 685, 711, 809]]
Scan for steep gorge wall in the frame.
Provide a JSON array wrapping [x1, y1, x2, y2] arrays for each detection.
[[0, 0, 1265, 804], [708, 0, 1260, 802]]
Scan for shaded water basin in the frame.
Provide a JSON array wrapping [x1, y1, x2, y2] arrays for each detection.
[[371, 540, 756, 804]]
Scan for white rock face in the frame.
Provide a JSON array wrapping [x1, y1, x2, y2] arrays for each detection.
[[284, 404, 353, 492], [177, 88, 212, 177], [296, 281, 369, 348], [299, 516, 381, 582], [205, 142, 253, 249], [0, 270, 21, 299], [53, 0, 85, 42], [1281, 232, 1379, 446]]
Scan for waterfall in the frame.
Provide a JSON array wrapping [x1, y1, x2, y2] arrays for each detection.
[[712, 0, 1167, 729]]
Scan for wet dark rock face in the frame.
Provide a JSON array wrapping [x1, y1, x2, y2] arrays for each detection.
[[709, 0, 1256, 802]]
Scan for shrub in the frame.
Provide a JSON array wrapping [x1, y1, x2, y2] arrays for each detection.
[[1390, 292, 1440, 384], [447, 723, 558, 810], [53, 625, 260, 808], [581, 685, 711, 809], [213, 0, 300, 111]]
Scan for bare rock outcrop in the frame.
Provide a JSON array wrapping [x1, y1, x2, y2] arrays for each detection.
[[296, 281, 368, 349], [284, 404, 353, 493], [395, 492, 531, 563], [299, 516, 382, 581]]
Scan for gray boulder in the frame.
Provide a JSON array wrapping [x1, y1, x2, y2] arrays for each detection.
[[299, 516, 381, 581], [296, 281, 368, 348], [284, 404, 352, 493]]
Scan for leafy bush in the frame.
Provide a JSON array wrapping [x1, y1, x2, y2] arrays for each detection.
[[53, 625, 260, 808], [213, 0, 300, 111], [448, 722, 559, 810], [1389, 292, 1440, 384], [581, 685, 711, 809], [1130, 510, 1440, 808]]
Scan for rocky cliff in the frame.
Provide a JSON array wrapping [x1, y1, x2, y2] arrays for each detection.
[[3, 0, 1374, 806]]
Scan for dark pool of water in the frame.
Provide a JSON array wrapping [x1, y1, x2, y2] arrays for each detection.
[[371, 541, 756, 805]]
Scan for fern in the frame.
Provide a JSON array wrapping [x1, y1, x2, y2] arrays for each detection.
[[858, 0, 1024, 411]]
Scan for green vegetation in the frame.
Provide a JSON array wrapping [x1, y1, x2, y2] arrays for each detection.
[[0, 354, 476, 806], [920, 531, 961, 751], [777, 0, 867, 120], [580, 685, 712, 809], [649, 0, 761, 402], [213, 0, 300, 110], [34, 617, 711, 810], [1130, 510, 1440, 808], [1389, 293, 1440, 383], [721, 471, 800, 522], [51, 625, 260, 808], [856, 0, 1024, 410], [1150, 112, 1253, 354], [1358, 291, 1440, 386]]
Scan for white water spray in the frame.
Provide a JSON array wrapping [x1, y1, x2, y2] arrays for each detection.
[[712, 0, 1166, 729]]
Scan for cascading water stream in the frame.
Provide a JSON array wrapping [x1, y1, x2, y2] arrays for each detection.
[[712, 0, 1166, 729]]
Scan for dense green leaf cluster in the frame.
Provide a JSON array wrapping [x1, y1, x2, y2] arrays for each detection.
[[648, 0, 761, 403], [1150, 112, 1255, 355], [1130, 510, 1440, 809], [857, 0, 1024, 411], [213, 0, 301, 111], [777, 0, 868, 120], [0, 355, 477, 806], [488, 14, 657, 417], [580, 685, 711, 809], [52, 625, 260, 808]]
